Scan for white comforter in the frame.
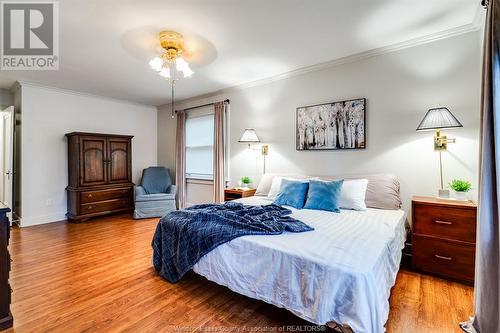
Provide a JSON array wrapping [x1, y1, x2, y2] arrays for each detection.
[[193, 196, 406, 333]]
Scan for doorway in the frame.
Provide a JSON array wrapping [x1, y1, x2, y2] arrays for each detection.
[[0, 106, 14, 220]]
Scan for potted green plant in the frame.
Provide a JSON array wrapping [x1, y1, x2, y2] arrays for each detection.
[[449, 179, 472, 201], [239, 176, 253, 189]]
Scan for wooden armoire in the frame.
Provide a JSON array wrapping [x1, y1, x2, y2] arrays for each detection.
[[66, 132, 134, 221]]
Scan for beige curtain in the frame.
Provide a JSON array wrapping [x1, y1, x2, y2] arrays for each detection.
[[175, 110, 186, 209], [213, 101, 227, 203], [461, 1, 500, 332]]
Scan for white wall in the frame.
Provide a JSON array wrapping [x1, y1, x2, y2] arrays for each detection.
[[157, 105, 177, 176], [158, 31, 482, 216], [20, 84, 157, 226]]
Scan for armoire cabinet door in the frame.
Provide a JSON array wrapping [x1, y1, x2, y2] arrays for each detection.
[[107, 138, 131, 183], [79, 136, 107, 186]]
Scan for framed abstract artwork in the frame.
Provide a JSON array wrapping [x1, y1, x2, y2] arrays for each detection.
[[296, 98, 366, 150]]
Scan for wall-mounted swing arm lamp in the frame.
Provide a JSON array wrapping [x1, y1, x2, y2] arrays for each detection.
[[238, 128, 269, 173], [416, 107, 463, 198]]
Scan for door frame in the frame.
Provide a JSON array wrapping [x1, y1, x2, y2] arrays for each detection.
[[0, 106, 14, 220]]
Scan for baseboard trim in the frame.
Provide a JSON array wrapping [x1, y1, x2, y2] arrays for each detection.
[[19, 213, 67, 227]]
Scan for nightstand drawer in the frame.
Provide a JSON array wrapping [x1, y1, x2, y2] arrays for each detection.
[[413, 203, 476, 243], [224, 192, 243, 201], [413, 235, 475, 283]]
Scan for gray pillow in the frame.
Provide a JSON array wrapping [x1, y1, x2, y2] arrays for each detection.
[[318, 174, 402, 210]]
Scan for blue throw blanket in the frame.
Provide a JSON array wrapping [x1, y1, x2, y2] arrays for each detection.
[[152, 202, 313, 283]]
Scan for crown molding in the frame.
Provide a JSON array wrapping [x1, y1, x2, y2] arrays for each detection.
[[15, 80, 156, 108], [167, 15, 484, 109]]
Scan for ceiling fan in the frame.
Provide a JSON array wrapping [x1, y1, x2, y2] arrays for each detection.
[[149, 30, 194, 117], [149, 31, 194, 80]]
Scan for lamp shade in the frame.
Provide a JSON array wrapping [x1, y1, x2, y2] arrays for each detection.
[[238, 129, 260, 143], [416, 107, 463, 131]]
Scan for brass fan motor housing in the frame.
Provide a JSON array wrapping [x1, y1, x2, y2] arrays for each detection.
[[159, 31, 185, 62]]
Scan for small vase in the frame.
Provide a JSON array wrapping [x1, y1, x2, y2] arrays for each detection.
[[453, 191, 468, 201]]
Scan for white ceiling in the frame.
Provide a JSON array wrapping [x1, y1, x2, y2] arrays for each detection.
[[0, 0, 481, 106]]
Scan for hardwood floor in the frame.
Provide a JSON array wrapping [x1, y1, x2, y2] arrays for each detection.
[[6, 214, 473, 333]]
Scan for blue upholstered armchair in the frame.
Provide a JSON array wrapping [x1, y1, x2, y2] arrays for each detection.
[[134, 167, 177, 219]]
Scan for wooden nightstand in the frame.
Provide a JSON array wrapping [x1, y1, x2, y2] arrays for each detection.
[[224, 188, 256, 201], [411, 196, 477, 284]]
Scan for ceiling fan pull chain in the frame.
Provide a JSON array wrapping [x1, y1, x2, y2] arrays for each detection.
[[171, 80, 175, 118]]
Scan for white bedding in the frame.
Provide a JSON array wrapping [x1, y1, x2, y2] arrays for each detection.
[[193, 196, 406, 333]]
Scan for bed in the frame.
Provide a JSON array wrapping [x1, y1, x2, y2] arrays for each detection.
[[191, 174, 406, 333]]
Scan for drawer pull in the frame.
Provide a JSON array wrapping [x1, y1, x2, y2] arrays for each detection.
[[434, 220, 453, 225], [87, 205, 93, 210], [435, 254, 452, 261], [87, 194, 93, 199]]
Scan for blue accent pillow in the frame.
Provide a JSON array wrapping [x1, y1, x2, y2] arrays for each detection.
[[304, 179, 344, 212], [273, 179, 309, 209]]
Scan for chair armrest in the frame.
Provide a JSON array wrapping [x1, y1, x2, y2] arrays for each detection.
[[168, 185, 177, 195], [134, 186, 146, 198]]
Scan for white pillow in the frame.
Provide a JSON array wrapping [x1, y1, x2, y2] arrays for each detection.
[[255, 174, 277, 196], [267, 177, 284, 199], [339, 179, 369, 211], [256, 173, 308, 196]]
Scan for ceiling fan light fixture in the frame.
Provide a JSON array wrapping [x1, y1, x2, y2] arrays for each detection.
[[149, 57, 163, 72], [150, 30, 195, 118], [176, 57, 194, 78], [159, 31, 185, 61], [150, 31, 194, 80], [182, 67, 194, 78], [159, 67, 170, 78]]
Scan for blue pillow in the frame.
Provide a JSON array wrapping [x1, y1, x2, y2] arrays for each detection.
[[273, 179, 309, 209], [304, 179, 344, 212]]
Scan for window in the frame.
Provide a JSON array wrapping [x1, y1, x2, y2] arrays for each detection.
[[185, 113, 214, 180]]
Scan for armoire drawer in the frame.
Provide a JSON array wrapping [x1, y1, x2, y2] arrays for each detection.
[[80, 198, 132, 215], [80, 188, 131, 204]]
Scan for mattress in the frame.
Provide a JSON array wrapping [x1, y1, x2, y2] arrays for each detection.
[[192, 196, 406, 333]]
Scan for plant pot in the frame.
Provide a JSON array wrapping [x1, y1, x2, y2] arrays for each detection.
[[238, 181, 252, 189], [452, 190, 469, 201]]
